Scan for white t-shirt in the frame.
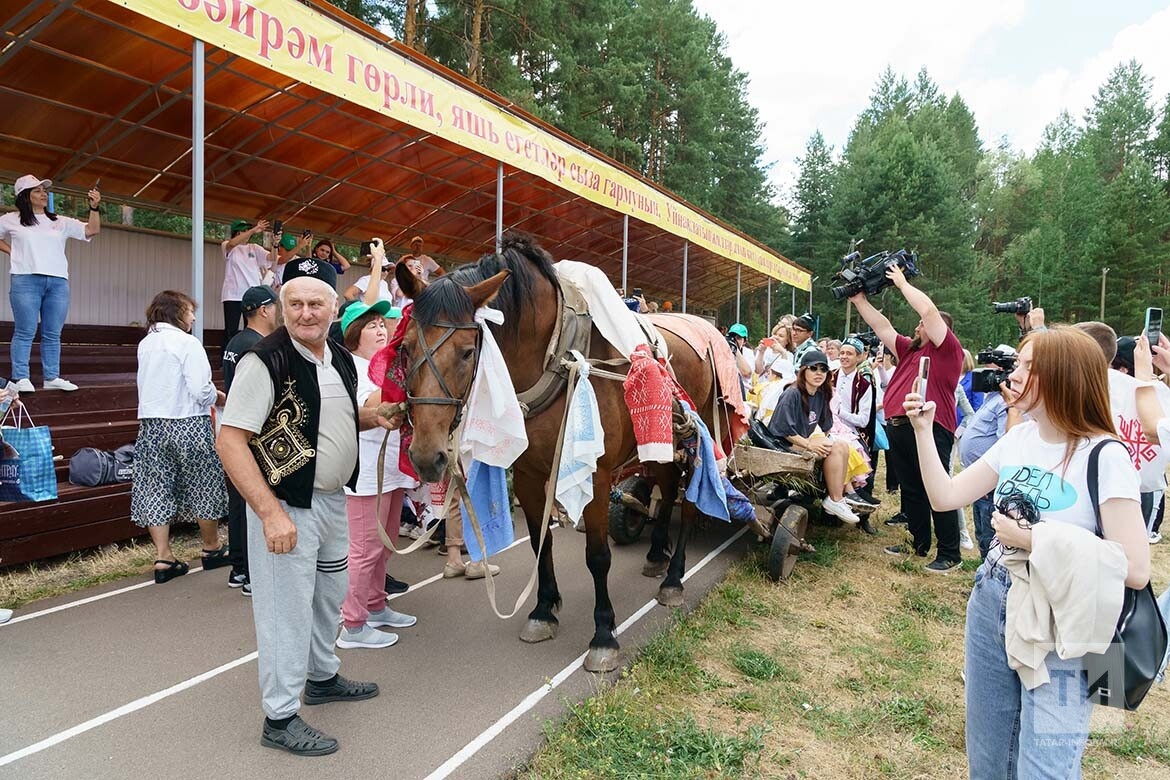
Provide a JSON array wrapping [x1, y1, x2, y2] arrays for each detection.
[[1107, 369, 1170, 491], [353, 275, 393, 303], [221, 241, 271, 301], [347, 355, 417, 496], [0, 212, 88, 278], [980, 422, 1140, 535], [222, 340, 357, 492]]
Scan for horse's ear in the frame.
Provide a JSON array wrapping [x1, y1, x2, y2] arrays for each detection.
[[466, 269, 510, 308], [395, 261, 426, 300]]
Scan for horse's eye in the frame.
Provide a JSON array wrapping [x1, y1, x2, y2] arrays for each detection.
[[462, 348, 475, 362]]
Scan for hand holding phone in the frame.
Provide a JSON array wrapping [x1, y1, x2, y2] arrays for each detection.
[[1144, 307, 1163, 350], [916, 356, 931, 396], [302, 229, 312, 239]]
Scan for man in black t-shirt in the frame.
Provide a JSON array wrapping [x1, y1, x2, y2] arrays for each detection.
[[221, 284, 278, 592]]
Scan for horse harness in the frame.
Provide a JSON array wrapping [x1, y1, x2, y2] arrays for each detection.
[[404, 316, 482, 434]]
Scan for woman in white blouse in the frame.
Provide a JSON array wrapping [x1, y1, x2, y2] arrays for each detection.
[[132, 290, 229, 583], [0, 175, 102, 392]]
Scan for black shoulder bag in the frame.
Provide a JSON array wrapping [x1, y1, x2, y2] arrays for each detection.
[[1083, 440, 1168, 710]]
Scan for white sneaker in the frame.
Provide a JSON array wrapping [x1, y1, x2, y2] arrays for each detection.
[[821, 496, 860, 525], [43, 377, 78, 391], [12, 379, 34, 393], [1149, 531, 1162, 545], [405, 524, 425, 540], [366, 606, 417, 629], [0, 608, 12, 624], [336, 624, 398, 649], [959, 526, 975, 551]]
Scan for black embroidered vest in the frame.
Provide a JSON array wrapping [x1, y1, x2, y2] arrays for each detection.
[[248, 328, 360, 508]]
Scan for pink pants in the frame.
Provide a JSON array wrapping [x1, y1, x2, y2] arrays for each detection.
[[341, 490, 404, 630]]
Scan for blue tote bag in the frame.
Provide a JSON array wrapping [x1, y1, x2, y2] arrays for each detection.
[[1, 405, 57, 502]]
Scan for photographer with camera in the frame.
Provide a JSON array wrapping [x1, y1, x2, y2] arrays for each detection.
[[903, 326, 1148, 778], [848, 263, 964, 572]]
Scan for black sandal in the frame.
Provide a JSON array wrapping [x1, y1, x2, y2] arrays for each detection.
[[201, 545, 232, 571], [154, 559, 190, 584]]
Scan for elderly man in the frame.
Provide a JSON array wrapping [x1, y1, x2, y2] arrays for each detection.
[[217, 257, 402, 756]]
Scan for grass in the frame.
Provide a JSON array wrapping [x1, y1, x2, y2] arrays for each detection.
[[0, 529, 207, 609], [523, 468, 1170, 779]]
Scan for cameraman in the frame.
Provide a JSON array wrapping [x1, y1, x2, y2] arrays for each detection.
[[957, 346, 1025, 558], [849, 265, 964, 572]]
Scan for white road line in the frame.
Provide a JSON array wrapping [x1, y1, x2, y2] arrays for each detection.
[[423, 526, 748, 780], [2, 567, 206, 627], [0, 534, 535, 766], [0, 652, 259, 767]]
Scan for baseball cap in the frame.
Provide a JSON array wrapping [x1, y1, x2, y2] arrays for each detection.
[[1114, 336, 1136, 373], [410, 235, 423, 244], [341, 299, 393, 336], [279, 233, 298, 251], [241, 285, 276, 313], [14, 175, 51, 198], [282, 256, 338, 290], [799, 348, 830, 369], [792, 314, 816, 332], [728, 323, 748, 339], [230, 219, 251, 234]]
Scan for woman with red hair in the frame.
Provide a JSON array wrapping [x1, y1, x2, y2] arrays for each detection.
[[904, 327, 1149, 777]]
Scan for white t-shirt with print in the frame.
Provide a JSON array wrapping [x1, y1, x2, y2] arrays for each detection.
[[221, 241, 271, 301], [1108, 369, 1170, 491], [979, 421, 1140, 535], [347, 354, 417, 497], [0, 212, 88, 278]]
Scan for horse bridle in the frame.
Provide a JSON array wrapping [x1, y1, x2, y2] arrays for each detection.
[[404, 316, 482, 434]]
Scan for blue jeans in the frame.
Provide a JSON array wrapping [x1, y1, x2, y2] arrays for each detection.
[[966, 563, 1093, 779], [9, 274, 70, 381], [972, 492, 995, 559]]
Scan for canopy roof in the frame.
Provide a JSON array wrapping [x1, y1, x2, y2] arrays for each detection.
[[0, 0, 809, 309]]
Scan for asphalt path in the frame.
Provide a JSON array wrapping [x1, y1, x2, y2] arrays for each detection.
[[0, 514, 747, 779]]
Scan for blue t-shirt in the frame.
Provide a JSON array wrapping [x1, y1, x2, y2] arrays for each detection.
[[958, 393, 1007, 468]]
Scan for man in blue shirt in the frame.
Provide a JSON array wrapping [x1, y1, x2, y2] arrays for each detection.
[[957, 345, 1021, 558]]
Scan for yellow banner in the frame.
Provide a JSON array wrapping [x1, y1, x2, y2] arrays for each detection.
[[115, 0, 810, 290]]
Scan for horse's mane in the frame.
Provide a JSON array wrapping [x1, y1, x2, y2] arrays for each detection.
[[411, 231, 559, 329]]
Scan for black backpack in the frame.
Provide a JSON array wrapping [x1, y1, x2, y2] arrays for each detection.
[[69, 445, 134, 486]]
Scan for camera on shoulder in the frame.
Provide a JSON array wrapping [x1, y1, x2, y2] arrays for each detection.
[[970, 346, 1017, 393], [830, 247, 920, 301]]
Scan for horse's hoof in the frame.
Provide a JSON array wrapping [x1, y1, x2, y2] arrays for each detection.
[[642, 560, 669, 578], [656, 586, 685, 608], [583, 646, 620, 673], [519, 619, 558, 643]]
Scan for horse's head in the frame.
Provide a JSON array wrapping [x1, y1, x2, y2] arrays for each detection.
[[396, 260, 510, 482]]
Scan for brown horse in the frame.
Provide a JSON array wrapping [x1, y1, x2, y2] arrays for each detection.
[[394, 232, 731, 672]]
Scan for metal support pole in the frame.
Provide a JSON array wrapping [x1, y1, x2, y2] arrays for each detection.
[[681, 241, 688, 314], [495, 163, 503, 252], [1099, 266, 1110, 321], [791, 285, 795, 315], [766, 280, 772, 334], [735, 265, 741, 322], [192, 39, 205, 341], [621, 214, 629, 293]]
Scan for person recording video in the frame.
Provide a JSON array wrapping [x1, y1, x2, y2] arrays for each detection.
[[848, 264, 964, 572]]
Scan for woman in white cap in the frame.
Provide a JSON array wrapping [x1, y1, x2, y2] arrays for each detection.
[[0, 175, 101, 392]]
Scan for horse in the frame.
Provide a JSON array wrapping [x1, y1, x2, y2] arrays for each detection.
[[393, 232, 734, 672]]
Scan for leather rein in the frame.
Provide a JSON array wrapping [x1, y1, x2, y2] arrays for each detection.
[[403, 316, 482, 434]]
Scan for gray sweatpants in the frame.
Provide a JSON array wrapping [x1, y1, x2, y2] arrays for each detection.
[[247, 489, 349, 720]]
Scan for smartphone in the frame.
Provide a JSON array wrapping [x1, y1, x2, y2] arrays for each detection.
[[272, 219, 283, 235], [359, 241, 373, 257], [93, 178, 101, 191], [1145, 307, 1163, 348], [633, 288, 643, 297], [916, 356, 931, 395], [302, 229, 312, 239]]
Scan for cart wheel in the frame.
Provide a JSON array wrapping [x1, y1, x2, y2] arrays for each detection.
[[767, 504, 808, 582], [608, 476, 651, 545]]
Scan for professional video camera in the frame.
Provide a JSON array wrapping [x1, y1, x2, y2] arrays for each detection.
[[830, 248, 920, 301], [992, 296, 1032, 315], [970, 347, 1018, 394], [852, 331, 881, 352]]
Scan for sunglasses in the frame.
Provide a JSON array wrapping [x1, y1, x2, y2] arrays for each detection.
[[807, 364, 829, 374]]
